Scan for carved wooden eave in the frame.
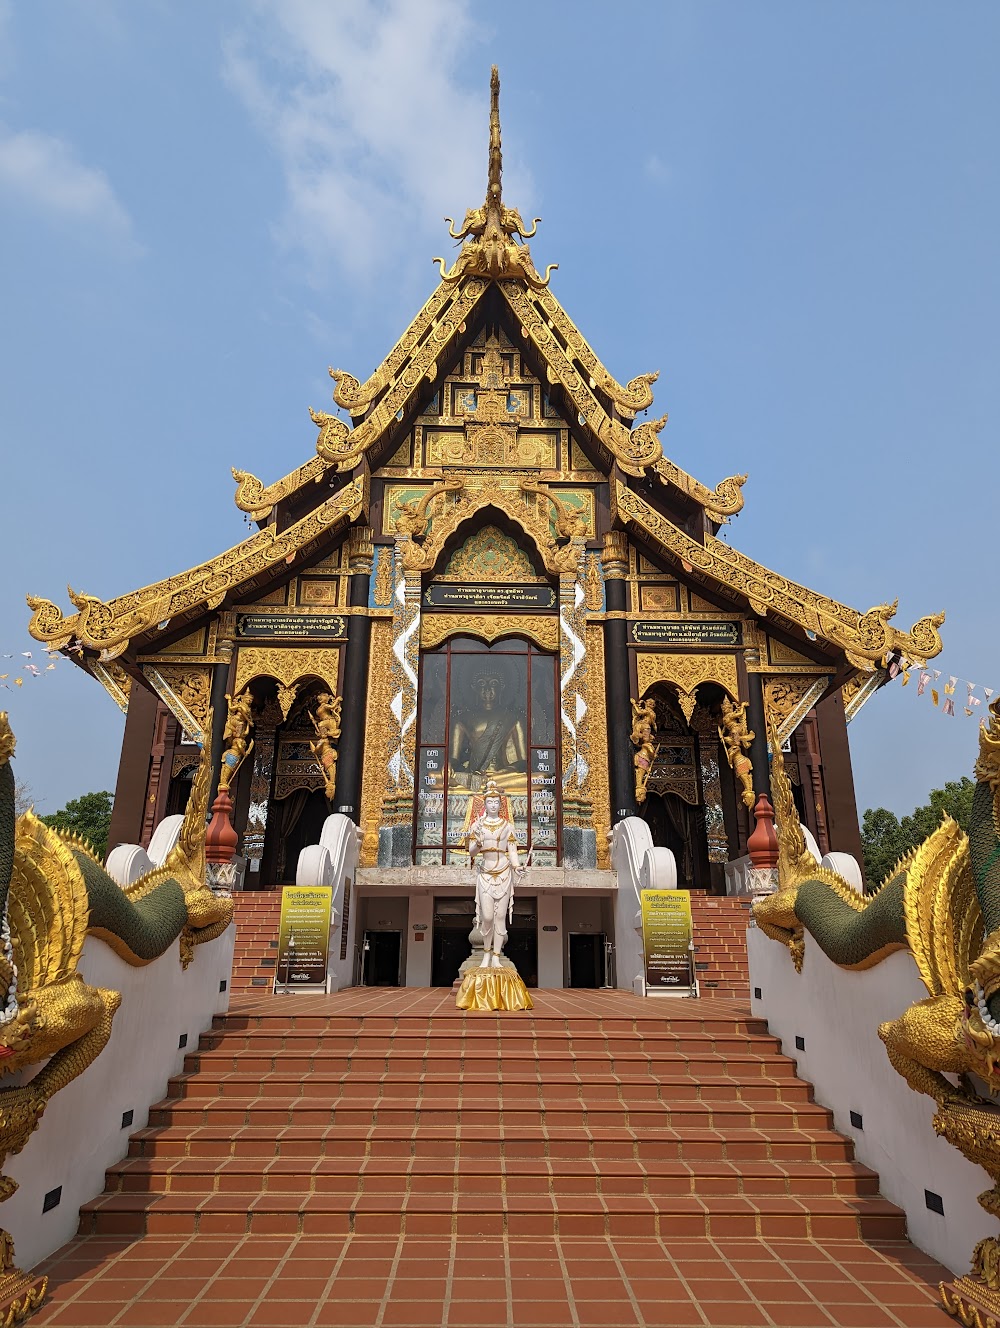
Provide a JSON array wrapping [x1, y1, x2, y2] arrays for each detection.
[[229, 66, 746, 527], [611, 479, 945, 670], [25, 476, 367, 661]]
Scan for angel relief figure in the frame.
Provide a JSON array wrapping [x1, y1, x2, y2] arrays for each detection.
[[630, 697, 658, 804]]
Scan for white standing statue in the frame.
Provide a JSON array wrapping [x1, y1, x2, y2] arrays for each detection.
[[456, 779, 533, 1011], [469, 780, 523, 968]]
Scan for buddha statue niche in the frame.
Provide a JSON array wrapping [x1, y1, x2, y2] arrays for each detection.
[[449, 668, 527, 793]]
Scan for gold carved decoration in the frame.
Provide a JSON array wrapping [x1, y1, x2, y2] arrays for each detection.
[[530, 284, 658, 417], [420, 614, 558, 653], [309, 693, 342, 802], [218, 691, 254, 793], [233, 647, 341, 718], [400, 489, 578, 577], [360, 619, 393, 865], [764, 675, 831, 746], [584, 554, 603, 612], [586, 625, 611, 868], [636, 652, 739, 724], [433, 69, 557, 291], [718, 697, 755, 809], [28, 477, 367, 656], [312, 280, 488, 471], [146, 665, 211, 744], [843, 670, 886, 724], [390, 476, 465, 537], [437, 526, 543, 583], [600, 531, 629, 579], [520, 477, 592, 538], [373, 547, 394, 607], [329, 283, 456, 419], [89, 660, 132, 714], [499, 282, 665, 477], [653, 458, 747, 522], [629, 697, 657, 804], [612, 480, 945, 666]]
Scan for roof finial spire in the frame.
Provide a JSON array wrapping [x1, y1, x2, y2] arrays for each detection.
[[487, 64, 502, 210], [433, 66, 557, 289]]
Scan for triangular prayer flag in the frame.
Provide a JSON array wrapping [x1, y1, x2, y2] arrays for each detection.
[[944, 697, 956, 716], [14, 678, 22, 687], [901, 669, 911, 686], [965, 708, 974, 717], [932, 689, 940, 706], [917, 671, 930, 696], [45, 663, 56, 671]]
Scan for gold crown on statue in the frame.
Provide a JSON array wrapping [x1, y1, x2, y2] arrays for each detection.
[[483, 779, 502, 798]]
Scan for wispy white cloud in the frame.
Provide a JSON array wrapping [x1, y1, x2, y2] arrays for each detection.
[[0, 125, 140, 252], [644, 152, 671, 186], [224, 0, 530, 281]]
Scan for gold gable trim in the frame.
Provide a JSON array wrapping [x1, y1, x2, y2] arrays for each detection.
[[636, 652, 739, 723], [421, 614, 558, 653], [612, 479, 944, 667], [27, 477, 367, 657]]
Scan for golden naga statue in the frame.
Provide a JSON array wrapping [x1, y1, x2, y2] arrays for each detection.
[[218, 690, 254, 793], [629, 697, 658, 804], [0, 711, 232, 1320], [718, 697, 756, 810], [433, 67, 557, 291], [753, 703, 1000, 1315], [309, 693, 343, 803]]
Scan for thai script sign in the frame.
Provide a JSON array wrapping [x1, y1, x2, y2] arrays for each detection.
[[275, 886, 333, 993], [237, 613, 347, 639], [640, 889, 695, 994], [424, 584, 557, 611], [631, 620, 742, 646]]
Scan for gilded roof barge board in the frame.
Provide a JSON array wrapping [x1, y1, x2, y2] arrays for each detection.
[[611, 479, 944, 668], [232, 64, 744, 520], [26, 476, 367, 657]]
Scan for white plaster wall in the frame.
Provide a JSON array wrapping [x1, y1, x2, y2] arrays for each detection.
[[610, 818, 647, 993], [405, 895, 434, 986], [537, 893, 563, 989], [748, 926, 992, 1275], [7, 924, 235, 1272]]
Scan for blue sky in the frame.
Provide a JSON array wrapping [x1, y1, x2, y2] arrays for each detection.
[[1, 0, 997, 829]]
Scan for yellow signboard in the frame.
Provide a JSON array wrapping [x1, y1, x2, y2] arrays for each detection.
[[275, 886, 333, 993], [640, 889, 695, 994]]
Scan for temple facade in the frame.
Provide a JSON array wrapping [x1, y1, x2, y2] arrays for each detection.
[[27, 71, 944, 991]]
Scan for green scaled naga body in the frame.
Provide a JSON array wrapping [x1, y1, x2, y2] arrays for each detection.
[[754, 701, 1000, 1255], [0, 710, 233, 1188]]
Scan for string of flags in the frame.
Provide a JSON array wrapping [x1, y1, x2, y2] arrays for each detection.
[[0, 649, 62, 690], [886, 654, 996, 719]]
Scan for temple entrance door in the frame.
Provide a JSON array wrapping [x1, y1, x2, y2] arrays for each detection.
[[639, 689, 715, 892], [505, 895, 538, 987], [363, 931, 402, 986], [568, 933, 605, 988], [431, 897, 475, 987], [414, 636, 560, 866]]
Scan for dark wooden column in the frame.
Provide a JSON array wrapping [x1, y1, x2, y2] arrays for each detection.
[[744, 668, 771, 800], [334, 527, 374, 820], [107, 681, 158, 853], [602, 532, 637, 823], [814, 687, 865, 863]]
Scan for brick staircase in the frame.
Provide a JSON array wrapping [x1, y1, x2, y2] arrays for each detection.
[[34, 990, 947, 1327], [230, 891, 281, 994], [690, 891, 752, 1003], [81, 996, 899, 1241]]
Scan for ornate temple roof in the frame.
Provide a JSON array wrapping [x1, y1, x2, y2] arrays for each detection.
[[26, 68, 944, 682]]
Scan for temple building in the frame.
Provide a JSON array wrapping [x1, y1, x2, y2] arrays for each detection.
[[27, 71, 944, 991]]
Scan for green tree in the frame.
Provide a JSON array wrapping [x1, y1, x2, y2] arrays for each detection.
[[861, 776, 976, 889], [41, 791, 114, 861]]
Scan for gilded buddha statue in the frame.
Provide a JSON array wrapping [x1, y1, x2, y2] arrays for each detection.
[[449, 669, 527, 793]]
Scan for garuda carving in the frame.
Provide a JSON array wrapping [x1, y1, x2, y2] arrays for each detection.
[[0, 712, 232, 1317], [754, 702, 1000, 1310]]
